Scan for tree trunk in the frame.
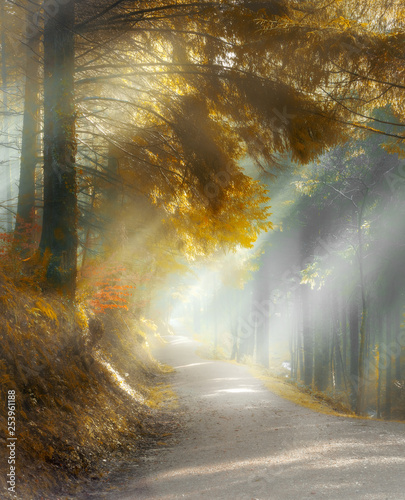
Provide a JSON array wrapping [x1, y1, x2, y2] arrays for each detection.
[[339, 292, 347, 382], [385, 309, 393, 419], [40, 1, 77, 299], [1, 0, 12, 232], [289, 295, 297, 380], [80, 184, 97, 273], [301, 285, 313, 387], [331, 289, 343, 392], [295, 286, 304, 383], [349, 293, 359, 410], [355, 195, 368, 416], [15, 23, 40, 250], [394, 300, 401, 381], [314, 291, 329, 392], [376, 314, 383, 419]]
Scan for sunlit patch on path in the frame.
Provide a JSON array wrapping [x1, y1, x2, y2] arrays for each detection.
[[174, 362, 214, 369]]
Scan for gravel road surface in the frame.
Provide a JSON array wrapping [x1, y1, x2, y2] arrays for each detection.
[[99, 334, 405, 500]]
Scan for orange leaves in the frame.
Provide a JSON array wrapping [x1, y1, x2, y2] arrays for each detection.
[[90, 285, 132, 313], [82, 263, 135, 314]]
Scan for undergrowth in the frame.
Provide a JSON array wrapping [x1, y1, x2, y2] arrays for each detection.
[[0, 270, 173, 499], [251, 364, 356, 417]]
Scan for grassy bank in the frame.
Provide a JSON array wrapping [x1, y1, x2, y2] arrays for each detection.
[[0, 274, 174, 499]]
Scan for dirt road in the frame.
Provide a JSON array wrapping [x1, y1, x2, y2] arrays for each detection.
[[96, 334, 405, 500]]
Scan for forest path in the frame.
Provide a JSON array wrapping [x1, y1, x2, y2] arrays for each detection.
[[100, 331, 405, 500]]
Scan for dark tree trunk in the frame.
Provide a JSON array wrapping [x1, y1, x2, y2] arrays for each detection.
[[80, 185, 97, 273], [40, 1, 77, 299], [331, 289, 343, 392], [385, 309, 393, 419], [376, 313, 383, 419], [349, 293, 359, 410], [15, 25, 40, 250], [340, 294, 347, 371], [356, 302, 367, 415], [301, 285, 313, 387], [298, 326, 304, 383], [314, 291, 329, 392], [355, 198, 368, 416], [394, 300, 401, 381], [1, 0, 12, 232], [289, 295, 297, 380], [295, 286, 304, 383]]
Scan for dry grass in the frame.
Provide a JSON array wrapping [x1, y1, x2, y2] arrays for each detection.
[[249, 365, 355, 417], [0, 273, 173, 499], [250, 365, 405, 424]]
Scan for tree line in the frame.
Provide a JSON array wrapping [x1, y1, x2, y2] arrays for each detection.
[[198, 122, 405, 418]]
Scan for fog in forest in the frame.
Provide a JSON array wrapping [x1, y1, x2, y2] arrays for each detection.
[[1, 0, 404, 497], [154, 140, 405, 420]]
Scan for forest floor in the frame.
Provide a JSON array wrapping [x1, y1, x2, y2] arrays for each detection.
[[76, 328, 405, 500]]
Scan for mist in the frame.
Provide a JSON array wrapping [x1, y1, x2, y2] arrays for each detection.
[[1, 0, 405, 497], [163, 137, 405, 419]]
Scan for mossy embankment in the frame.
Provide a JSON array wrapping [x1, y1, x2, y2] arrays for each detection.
[[0, 274, 175, 499]]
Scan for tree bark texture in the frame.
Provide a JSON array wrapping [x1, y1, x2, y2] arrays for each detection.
[[40, 1, 77, 299], [15, 23, 40, 247], [349, 293, 359, 410], [1, 0, 12, 232]]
